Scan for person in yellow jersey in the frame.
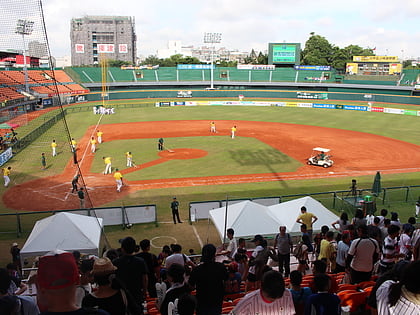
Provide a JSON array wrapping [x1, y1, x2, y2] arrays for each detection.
[[296, 206, 318, 242], [96, 130, 103, 144], [3, 166, 11, 187], [125, 151, 133, 167], [210, 121, 216, 133], [90, 137, 97, 153], [70, 138, 77, 152], [231, 125, 237, 139], [102, 156, 112, 174], [113, 168, 123, 192], [51, 139, 57, 157]]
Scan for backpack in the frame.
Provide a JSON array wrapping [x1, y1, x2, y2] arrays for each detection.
[[293, 243, 304, 259]]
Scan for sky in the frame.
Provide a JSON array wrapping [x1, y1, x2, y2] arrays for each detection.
[[2, 0, 420, 60]]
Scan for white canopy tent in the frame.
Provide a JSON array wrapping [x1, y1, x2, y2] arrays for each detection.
[[269, 196, 340, 235], [209, 197, 340, 241], [20, 212, 103, 260], [209, 200, 282, 241]]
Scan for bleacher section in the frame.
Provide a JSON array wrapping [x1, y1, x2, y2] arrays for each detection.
[[0, 69, 88, 101], [68, 66, 420, 87], [69, 67, 339, 84]]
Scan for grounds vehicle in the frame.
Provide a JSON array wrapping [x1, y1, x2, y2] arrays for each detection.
[[307, 147, 334, 168]]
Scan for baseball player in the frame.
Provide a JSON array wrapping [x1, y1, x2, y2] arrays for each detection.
[[51, 139, 57, 157], [3, 166, 11, 187], [90, 137, 97, 153], [70, 138, 77, 152], [41, 153, 46, 170], [97, 130, 103, 144], [113, 168, 123, 192], [71, 174, 79, 193], [126, 151, 133, 167], [158, 138, 164, 151], [210, 121, 217, 133], [103, 156, 112, 174], [231, 125, 237, 139]]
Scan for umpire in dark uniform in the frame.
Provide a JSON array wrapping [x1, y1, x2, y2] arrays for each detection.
[[171, 197, 182, 224]]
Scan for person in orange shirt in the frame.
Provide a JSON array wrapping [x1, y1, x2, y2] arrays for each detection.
[[113, 169, 123, 192]]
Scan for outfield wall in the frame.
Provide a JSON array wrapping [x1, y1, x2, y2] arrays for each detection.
[[82, 87, 420, 105]]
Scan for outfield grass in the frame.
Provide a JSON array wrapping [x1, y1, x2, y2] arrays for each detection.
[[1, 102, 420, 267]]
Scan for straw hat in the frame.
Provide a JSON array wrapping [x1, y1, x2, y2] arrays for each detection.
[[92, 257, 117, 275]]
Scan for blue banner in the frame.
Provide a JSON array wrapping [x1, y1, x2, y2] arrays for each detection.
[[177, 64, 215, 70], [294, 65, 331, 71], [343, 105, 368, 111], [313, 104, 336, 109], [0, 148, 13, 166]]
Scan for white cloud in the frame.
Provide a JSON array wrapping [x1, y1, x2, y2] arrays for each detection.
[[0, 0, 418, 60]]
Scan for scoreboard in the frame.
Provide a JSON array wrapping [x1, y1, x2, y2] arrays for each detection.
[[268, 43, 301, 65]]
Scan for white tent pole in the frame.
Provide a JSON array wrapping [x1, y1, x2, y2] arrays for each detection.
[[223, 195, 228, 246]]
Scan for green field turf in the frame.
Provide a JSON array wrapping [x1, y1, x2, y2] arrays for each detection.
[[92, 137, 301, 179], [1, 101, 420, 267]]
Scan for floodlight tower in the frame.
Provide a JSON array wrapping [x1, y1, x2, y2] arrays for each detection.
[[203, 32, 222, 89], [16, 19, 34, 93]]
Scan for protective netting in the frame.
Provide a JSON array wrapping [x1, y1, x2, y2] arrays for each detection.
[[0, 0, 87, 207]]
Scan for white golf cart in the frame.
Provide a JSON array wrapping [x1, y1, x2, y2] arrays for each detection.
[[307, 147, 334, 168]]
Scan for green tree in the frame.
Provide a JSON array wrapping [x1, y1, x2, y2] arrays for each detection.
[[107, 59, 131, 67], [257, 52, 268, 64], [301, 32, 335, 65], [140, 55, 162, 66]]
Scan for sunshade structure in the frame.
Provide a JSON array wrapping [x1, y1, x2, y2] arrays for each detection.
[[209, 197, 339, 241], [20, 212, 103, 260], [268, 196, 340, 235], [0, 122, 19, 129]]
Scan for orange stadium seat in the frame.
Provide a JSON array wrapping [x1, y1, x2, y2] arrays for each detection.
[[338, 283, 358, 291], [358, 280, 376, 289], [337, 290, 368, 313]]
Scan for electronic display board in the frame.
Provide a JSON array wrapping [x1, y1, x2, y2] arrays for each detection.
[[268, 43, 301, 65]]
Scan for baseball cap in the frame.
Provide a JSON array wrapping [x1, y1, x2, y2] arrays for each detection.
[[251, 234, 264, 242], [37, 250, 79, 290]]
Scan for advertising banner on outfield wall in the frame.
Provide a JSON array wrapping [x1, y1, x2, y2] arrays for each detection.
[[384, 108, 404, 114], [313, 104, 336, 109], [403, 110, 417, 116], [343, 105, 368, 111], [370, 107, 385, 112]]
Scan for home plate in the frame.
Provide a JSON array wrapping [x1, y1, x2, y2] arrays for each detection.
[[329, 172, 334, 174]]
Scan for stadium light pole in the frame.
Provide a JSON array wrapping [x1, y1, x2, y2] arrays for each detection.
[[203, 32, 222, 89], [16, 19, 34, 93]]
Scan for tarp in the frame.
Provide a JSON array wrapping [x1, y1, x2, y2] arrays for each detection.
[[268, 196, 340, 235], [0, 123, 19, 129], [209, 197, 339, 241], [20, 212, 103, 260]]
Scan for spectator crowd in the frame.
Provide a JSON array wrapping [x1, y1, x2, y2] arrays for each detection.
[[1, 206, 420, 315]]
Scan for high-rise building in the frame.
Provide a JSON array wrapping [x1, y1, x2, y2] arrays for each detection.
[[70, 16, 136, 66]]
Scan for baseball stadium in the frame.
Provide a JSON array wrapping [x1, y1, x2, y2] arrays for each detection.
[[1, 1, 420, 313]]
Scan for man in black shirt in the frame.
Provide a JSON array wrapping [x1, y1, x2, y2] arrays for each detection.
[[171, 197, 182, 224], [113, 237, 148, 309], [188, 244, 228, 315]]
